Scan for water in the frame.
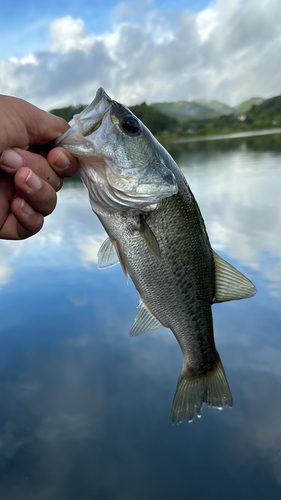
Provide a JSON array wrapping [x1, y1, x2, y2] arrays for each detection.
[[0, 134, 281, 499]]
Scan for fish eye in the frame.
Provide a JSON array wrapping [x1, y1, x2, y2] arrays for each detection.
[[121, 116, 141, 135]]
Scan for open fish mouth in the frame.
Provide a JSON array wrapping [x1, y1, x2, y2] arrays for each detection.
[[54, 88, 113, 149]]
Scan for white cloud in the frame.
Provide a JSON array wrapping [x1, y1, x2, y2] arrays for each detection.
[[10, 54, 38, 65], [0, 0, 281, 109], [50, 16, 96, 54], [196, 6, 219, 42]]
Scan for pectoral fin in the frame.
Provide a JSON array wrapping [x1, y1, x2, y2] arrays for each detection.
[[98, 237, 120, 269], [129, 300, 164, 336], [213, 250, 257, 303], [139, 216, 161, 262], [98, 237, 129, 284]]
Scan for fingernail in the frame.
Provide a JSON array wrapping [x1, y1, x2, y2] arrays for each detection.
[[52, 150, 70, 171], [24, 169, 42, 191], [20, 199, 35, 215], [0, 149, 23, 169]]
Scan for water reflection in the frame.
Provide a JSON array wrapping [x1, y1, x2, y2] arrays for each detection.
[[0, 135, 281, 499]]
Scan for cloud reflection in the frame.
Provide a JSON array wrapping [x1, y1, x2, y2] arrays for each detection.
[[76, 234, 105, 264], [231, 373, 281, 486]]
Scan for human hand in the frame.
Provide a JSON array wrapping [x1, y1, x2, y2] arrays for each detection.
[[0, 95, 78, 240]]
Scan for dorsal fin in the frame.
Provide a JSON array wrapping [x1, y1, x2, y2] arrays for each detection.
[[213, 251, 257, 303], [129, 300, 164, 336], [139, 216, 161, 262], [98, 237, 119, 269]]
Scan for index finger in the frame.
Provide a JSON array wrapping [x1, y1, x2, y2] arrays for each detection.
[[47, 147, 79, 178]]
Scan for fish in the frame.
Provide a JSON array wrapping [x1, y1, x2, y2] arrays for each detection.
[[53, 88, 257, 423]]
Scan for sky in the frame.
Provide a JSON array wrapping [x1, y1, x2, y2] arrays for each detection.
[[1, 0, 281, 110]]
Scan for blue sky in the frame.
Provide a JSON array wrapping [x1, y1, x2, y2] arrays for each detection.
[[2, 0, 209, 59], [1, 0, 281, 110]]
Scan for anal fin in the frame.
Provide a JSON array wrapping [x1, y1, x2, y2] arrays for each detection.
[[129, 300, 164, 336]]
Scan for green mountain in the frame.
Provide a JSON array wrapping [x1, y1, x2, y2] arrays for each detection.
[[152, 100, 224, 123], [192, 99, 233, 116], [151, 97, 267, 123], [243, 95, 281, 127], [233, 97, 265, 115]]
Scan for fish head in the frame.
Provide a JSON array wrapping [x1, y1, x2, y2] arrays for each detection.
[[55, 88, 178, 212]]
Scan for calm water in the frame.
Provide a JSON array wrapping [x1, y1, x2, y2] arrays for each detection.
[[0, 134, 281, 499]]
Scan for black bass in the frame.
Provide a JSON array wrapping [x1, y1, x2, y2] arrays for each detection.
[[54, 88, 256, 423]]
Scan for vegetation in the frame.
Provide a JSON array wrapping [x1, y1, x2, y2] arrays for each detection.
[[50, 104, 85, 123], [50, 94, 281, 142]]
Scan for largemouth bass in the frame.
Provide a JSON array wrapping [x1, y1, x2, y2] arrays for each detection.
[[54, 88, 256, 423]]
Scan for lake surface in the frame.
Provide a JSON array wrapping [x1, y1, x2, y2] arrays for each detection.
[[0, 134, 281, 499]]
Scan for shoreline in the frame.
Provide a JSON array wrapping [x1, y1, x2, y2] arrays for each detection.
[[164, 128, 281, 144]]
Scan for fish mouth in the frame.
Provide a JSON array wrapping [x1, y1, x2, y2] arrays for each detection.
[[73, 88, 112, 136], [54, 88, 112, 148]]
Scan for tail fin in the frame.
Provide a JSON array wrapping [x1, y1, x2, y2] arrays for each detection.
[[171, 359, 233, 423]]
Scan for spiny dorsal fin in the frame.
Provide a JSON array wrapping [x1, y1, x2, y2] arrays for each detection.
[[98, 237, 119, 269], [213, 250, 257, 303], [139, 215, 161, 262], [129, 300, 164, 336]]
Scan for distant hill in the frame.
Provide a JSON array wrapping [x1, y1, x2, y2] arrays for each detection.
[[258, 95, 281, 114], [152, 101, 224, 123], [243, 95, 281, 127], [151, 97, 266, 123], [233, 97, 265, 115], [193, 99, 233, 116]]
